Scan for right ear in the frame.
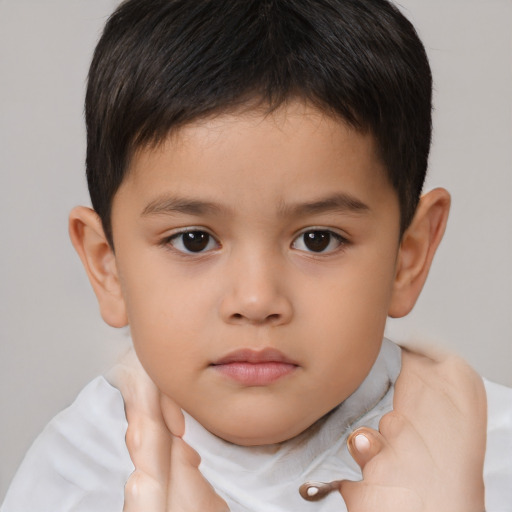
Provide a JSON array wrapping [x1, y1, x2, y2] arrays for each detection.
[[68, 206, 128, 328]]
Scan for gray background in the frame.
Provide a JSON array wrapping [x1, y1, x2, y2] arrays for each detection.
[[1, 0, 511, 503]]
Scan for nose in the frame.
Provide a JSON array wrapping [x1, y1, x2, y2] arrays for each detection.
[[219, 251, 293, 326]]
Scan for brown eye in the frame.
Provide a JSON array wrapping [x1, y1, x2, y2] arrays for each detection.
[[169, 230, 218, 253], [182, 231, 210, 252], [303, 231, 330, 252], [292, 230, 345, 253]]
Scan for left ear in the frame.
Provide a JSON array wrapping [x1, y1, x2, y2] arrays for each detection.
[[388, 188, 451, 318]]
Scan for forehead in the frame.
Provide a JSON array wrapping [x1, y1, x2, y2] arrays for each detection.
[[115, 102, 396, 222]]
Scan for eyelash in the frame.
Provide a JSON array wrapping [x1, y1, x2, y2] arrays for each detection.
[[162, 229, 220, 255], [161, 228, 349, 256], [291, 229, 348, 255]]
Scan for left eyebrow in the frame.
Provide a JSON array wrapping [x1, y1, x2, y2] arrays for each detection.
[[141, 195, 224, 217], [279, 193, 370, 217]]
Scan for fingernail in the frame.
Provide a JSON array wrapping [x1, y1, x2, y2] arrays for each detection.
[[354, 433, 370, 453], [299, 482, 325, 501], [306, 486, 319, 497]]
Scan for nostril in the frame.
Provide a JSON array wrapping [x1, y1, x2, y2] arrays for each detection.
[[229, 312, 281, 324], [221, 296, 293, 325]]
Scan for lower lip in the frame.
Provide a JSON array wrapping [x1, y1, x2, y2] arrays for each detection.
[[212, 362, 297, 386]]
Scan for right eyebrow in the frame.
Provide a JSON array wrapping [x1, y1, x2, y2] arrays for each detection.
[[279, 192, 370, 217], [141, 195, 224, 217]]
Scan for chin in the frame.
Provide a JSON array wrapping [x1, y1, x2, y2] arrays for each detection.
[[215, 428, 295, 446], [205, 414, 316, 446]]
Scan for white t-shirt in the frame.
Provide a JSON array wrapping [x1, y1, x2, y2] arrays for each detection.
[[2, 340, 511, 512]]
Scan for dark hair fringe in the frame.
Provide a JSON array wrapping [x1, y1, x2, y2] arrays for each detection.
[[86, 0, 432, 245]]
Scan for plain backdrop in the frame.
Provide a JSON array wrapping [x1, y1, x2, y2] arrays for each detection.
[[1, 0, 511, 503]]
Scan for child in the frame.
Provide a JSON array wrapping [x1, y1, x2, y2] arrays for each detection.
[[2, 0, 511, 511]]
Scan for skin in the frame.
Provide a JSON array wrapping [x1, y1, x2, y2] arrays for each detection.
[[342, 348, 486, 512], [69, 101, 481, 508], [110, 346, 486, 512], [109, 103, 402, 445]]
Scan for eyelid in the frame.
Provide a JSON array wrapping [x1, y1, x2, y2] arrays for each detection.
[[292, 225, 349, 240]]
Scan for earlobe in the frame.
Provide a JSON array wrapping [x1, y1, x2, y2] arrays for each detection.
[[68, 206, 128, 328], [388, 188, 451, 318]]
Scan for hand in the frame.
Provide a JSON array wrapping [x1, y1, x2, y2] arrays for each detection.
[[340, 348, 487, 512], [107, 349, 230, 512]]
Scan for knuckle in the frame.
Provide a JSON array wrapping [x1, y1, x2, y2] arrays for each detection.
[[124, 471, 141, 498], [174, 437, 202, 467], [378, 410, 406, 438], [125, 423, 141, 453], [124, 469, 159, 498]]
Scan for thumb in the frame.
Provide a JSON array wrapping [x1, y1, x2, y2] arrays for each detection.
[[346, 427, 386, 470]]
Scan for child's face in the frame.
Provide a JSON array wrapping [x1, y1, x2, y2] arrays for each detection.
[[110, 102, 402, 445]]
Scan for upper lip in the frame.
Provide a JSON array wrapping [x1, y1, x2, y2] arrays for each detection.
[[211, 348, 298, 366]]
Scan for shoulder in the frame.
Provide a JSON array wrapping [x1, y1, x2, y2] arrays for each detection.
[[482, 378, 512, 511], [1, 376, 133, 512]]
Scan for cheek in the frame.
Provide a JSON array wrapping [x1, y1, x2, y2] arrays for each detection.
[[294, 253, 396, 395], [299, 254, 395, 339], [120, 248, 213, 328], [118, 258, 217, 380]]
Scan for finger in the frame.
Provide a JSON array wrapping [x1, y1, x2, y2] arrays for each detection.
[[125, 412, 172, 485], [123, 469, 167, 512], [346, 427, 386, 470], [339, 479, 421, 512], [378, 410, 412, 440], [160, 393, 185, 437], [378, 411, 432, 459], [110, 349, 176, 493], [108, 349, 163, 419], [299, 480, 343, 501], [168, 438, 230, 511], [397, 349, 486, 428], [110, 350, 227, 510], [171, 436, 201, 468]]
